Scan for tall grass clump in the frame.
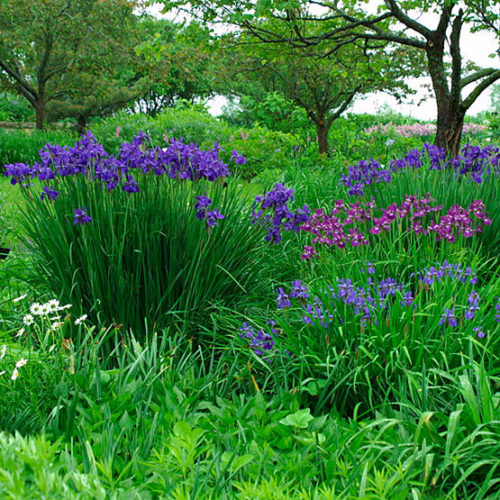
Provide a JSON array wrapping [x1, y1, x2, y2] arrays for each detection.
[[5, 131, 279, 337]]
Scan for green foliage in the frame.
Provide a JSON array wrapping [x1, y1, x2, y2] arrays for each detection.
[[222, 92, 311, 136], [0, 0, 141, 128], [0, 433, 107, 498], [218, 25, 423, 154], [0, 129, 77, 168], [90, 108, 303, 179], [0, 323, 498, 498], [134, 19, 218, 116], [0, 92, 33, 122], [16, 174, 278, 336]]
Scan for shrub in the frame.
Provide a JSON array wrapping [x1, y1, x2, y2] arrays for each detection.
[[90, 109, 302, 179], [0, 92, 33, 122]]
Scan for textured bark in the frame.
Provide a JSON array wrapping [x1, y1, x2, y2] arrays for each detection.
[[316, 122, 329, 155], [435, 104, 464, 157], [76, 115, 88, 135], [35, 100, 46, 130]]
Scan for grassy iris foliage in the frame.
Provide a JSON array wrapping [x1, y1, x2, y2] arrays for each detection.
[[0, 115, 499, 498], [20, 176, 275, 336]]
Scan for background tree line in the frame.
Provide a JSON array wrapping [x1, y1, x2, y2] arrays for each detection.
[[0, 0, 498, 156]]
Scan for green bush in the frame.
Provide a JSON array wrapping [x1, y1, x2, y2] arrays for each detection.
[[90, 108, 303, 179], [221, 92, 311, 137], [0, 92, 34, 122]]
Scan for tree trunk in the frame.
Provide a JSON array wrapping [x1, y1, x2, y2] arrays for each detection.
[[76, 115, 88, 135], [35, 100, 46, 130], [316, 122, 329, 155], [435, 103, 464, 158], [426, 37, 464, 158]]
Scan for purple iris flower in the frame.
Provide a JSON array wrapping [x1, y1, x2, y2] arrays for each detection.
[[40, 186, 59, 201], [276, 288, 291, 309], [73, 207, 92, 225], [206, 209, 225, 227], [473, 326, 485, 338]]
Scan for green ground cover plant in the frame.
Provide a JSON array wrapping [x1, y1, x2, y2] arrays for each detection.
[[0, 114, 499, 498]]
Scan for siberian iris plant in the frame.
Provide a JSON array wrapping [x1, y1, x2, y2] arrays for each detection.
[[269, 262, 497, 365], [299, 195, 491, 259], [6, 132, 279, 336], [252, 183, 310, 243], [341, 143, 499, 196]]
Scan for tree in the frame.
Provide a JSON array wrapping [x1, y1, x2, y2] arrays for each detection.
[[47, 75, 141, 134], [133, 19, 218, 116], [219, 27, 421, 154], [0, 0, 140, 129], [166, 0, 500, 157]]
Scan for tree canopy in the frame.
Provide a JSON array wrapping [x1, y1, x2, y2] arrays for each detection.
[[133, 19, 218, 116], [219, 23, 423, 153], [165, 0, 500, 155], [0, 0, 141, 129]]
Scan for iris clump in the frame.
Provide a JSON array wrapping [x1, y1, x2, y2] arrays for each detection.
[[416, 261, 478, 285], [299, 195, 491, 259], [6, 132, 279, 335], [341, 143, 499, 196], [252, 183, 310, 243], [299, 199, 373, 257], [274, 262, 494, 344], [4, 131, 237, 225], [290, 275, 410, 329]]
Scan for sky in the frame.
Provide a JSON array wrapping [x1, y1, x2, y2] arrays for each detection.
[[148, 2, 499, 120]]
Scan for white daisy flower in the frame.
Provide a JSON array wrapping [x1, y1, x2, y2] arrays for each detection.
[[0, 345, 6, 359], [12, 294, 28, 303], [74, 314, 88, 326], [51, 322, 63, 331], [40, 304, 50, 315], [15, 358, 28, 368], [0, 371, 5, 376], [16, 328, 25, 337], [60, 304, 72, 310], [30, 303, 43, 315], [23, 314, 34, 326], [11, 368, 19, 380], [47, 299, 60, 312]]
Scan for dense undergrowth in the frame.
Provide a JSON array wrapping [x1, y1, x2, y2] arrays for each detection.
[[0, 111, 499, 498]]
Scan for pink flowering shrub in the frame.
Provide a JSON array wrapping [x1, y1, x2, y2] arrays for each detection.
[[364, 122, 487, 138]]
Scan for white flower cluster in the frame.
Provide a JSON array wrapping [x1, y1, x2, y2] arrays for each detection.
[[0, 344, 28, 381], [21, 298, 73, 332]]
